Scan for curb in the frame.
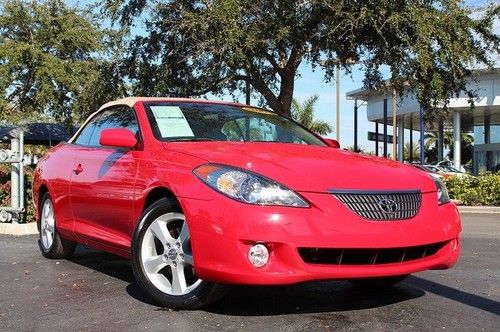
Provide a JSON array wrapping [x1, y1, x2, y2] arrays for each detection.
[[0, 222, 38, 236], [458, 206, 500, 214]]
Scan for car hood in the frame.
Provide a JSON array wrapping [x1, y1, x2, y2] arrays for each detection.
[[163, 142, 436, 193]]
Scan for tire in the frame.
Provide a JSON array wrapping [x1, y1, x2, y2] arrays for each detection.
[[39, 193, 76, 259], [131, 198, 228, 309], [348, 274, 409, 288]]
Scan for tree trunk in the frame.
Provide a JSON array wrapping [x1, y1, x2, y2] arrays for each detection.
[[276, 69, 295, 118]]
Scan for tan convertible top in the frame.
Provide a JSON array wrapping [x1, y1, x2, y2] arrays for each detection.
[[97, 97, 246, 111]]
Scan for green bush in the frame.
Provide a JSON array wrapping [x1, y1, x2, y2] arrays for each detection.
[[445, 173, 500, 206]]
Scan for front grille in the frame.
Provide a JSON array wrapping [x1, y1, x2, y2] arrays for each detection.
[[299, 241, 447, 265], [331, 190, 421, 220]]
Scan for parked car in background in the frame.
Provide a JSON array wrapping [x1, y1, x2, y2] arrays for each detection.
[[33, 97, 462, 309], [410, 164, 444, 180], [435, 165, 467, 179], [432, 160, 468, 178]]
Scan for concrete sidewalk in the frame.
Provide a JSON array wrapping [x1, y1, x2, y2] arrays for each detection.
[[0, 222, 37, 236], [458, 206, 500, 214]]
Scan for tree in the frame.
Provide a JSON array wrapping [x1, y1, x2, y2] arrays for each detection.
[[0, 0, 125, 125], [105, 0, 499, 117], [346, 145, 365, 153], [291, 94, 332, 135], [404, 142, 421, 162], [425, 131, 474, 164]]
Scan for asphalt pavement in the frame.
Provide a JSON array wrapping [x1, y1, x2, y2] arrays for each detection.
[[0, 214, 498, 331]]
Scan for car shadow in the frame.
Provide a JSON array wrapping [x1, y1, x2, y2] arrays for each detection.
[[68, 245, 424, 313], [69, 245, 160, 306], [69, 245, 134, 283], [407, 275, 500, 316], [67, 245, 499, 316], [204, 281, 424, 315]]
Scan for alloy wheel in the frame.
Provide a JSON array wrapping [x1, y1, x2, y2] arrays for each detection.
[[140, 212, 201, 295], [40, 199, 55, 250]]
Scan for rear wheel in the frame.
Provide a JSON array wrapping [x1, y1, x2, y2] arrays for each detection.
[[131, 198, 227, 309], [348, 275, 409, 288], [39, 193, 76, 259]]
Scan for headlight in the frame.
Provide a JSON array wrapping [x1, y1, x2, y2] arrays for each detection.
[[193, 164, 309, 207], [432, 176, 450, 205]]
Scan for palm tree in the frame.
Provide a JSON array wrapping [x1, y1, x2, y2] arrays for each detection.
[[346, 145, 365, 153], [291, 94, 332, 135], [404, 142, 420, 162], [425, 131, 474, 164]]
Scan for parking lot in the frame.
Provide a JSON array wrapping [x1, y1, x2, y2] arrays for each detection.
[[0, 213, 498, 331]]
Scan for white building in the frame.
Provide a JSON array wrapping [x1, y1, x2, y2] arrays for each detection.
[[346, 68, 500, 174]]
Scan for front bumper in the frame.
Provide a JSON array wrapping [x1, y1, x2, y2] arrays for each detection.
[[182, 191, 461, 285]]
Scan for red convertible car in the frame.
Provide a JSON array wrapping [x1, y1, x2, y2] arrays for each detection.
[[33, 97, 461, 309]]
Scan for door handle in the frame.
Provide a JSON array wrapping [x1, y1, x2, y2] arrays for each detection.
[[73, 163, 83, 175]]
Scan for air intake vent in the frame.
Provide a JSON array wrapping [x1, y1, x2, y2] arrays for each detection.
[[331, 190, 421, 220], [298, 241, 447, 265]]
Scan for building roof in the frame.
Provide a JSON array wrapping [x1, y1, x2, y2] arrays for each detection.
[[346, 68, 500, 101]]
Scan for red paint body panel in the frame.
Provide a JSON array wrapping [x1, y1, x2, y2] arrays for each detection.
[[33, 98, 461, 285], [70, 145, 139, 252], [182, 192, 460, 284]]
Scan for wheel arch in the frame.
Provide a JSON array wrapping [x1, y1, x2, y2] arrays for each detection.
[[141, 186, 181, 214]]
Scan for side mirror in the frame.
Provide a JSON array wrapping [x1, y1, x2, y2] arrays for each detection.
[[100, 128, 137, 148], [323, 138, 340, 148]]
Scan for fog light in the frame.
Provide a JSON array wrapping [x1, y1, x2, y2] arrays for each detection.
[[248, 244, 269, 268]]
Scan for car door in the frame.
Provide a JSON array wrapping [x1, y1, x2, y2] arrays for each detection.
[[69, 106, 141, 254]]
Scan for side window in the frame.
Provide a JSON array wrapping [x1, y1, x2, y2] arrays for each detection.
[[88, 107, 139, 147], [73, 113, 104, 146]]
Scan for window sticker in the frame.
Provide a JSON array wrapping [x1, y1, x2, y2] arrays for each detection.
[[150, 106, 195, 138]]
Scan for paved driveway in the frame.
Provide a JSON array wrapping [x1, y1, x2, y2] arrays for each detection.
[[0, 214, 498, 331]]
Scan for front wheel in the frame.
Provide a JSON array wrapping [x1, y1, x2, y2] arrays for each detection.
[[131, 198, 227, 309], [348, 275, 409, 288]]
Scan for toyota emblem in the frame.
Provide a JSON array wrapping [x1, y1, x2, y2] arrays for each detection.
[[378, 198, 398, 213]]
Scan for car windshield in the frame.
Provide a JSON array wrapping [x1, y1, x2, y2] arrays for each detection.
[[144, 102, 326, 146]]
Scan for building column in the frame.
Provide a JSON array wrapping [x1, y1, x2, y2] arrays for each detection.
[[485, 114, 491, 144], [485, 114, 492, 170], [437, 119, 444, 161], [383, 98, 388, 158], [375, 121, 379, 156], [419, 104, 425, 164], [392, 89, 397, 160], [397, 115, 404, 162], [453, 111, 461, 169], [409, 117, 413, 161], [353, 99, 358, 151]]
